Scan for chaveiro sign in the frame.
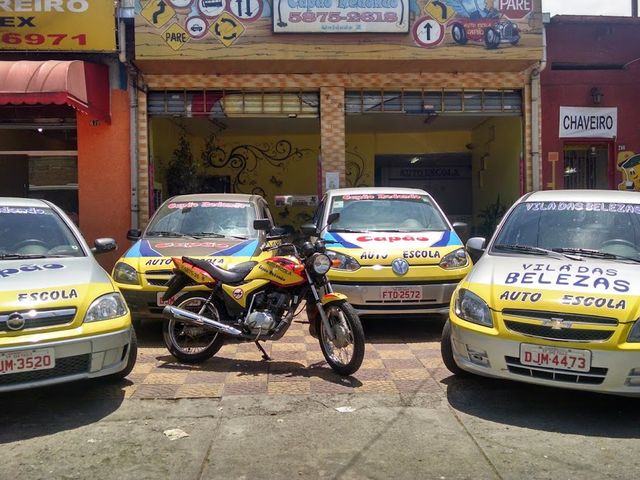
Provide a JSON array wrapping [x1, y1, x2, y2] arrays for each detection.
[[559, 106, 618, 139]]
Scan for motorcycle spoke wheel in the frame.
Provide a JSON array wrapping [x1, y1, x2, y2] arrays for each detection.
[[162, 295, 224, 363], [319, 301, 365, 376]]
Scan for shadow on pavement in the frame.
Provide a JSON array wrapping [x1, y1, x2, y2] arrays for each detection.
[[361, 315, 446, 344], [0, 378, 128, 444], [443, 371, 640, 438]]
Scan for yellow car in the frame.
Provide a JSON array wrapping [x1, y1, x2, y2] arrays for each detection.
[[442, 189, 640, 395], [0, 198, 136, 392], [113, 193, 276, 322], [315, 188, 472, 317]]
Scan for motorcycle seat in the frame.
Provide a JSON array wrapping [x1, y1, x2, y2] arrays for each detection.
[[182, 257, 256, 284]]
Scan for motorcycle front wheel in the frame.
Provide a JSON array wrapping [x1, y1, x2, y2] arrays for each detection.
[[162, 293, 225, 364], [318, 300, 365, 376]]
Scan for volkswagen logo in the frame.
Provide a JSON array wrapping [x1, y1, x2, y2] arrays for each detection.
[[6, 313, 26, 331], [391, 258, 409, 276]]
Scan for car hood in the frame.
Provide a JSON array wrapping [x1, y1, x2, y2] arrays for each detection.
[[466, 254, 640, 322], [323, 230, 464, 266], [0, 256, 114, 312], [122, 237, 262, 271]]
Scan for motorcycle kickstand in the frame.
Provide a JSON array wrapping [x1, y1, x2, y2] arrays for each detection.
[[255, 341, 271, 361]]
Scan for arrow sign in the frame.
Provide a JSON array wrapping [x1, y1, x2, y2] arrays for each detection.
[[152, 0, 166, 24], [424, 22, 432, 40], [432, 0, 447, 20]]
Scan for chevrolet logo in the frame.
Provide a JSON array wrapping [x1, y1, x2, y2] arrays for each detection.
[[543, 317, 573, 330]]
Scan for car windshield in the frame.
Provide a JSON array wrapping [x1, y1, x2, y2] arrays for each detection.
[[327, 193, 449, 232], [0, 206, 84, 258], [146, 200, 258, 239], [493, 201, 640, 260]]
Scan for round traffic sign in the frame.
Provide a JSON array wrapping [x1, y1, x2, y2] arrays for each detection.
[[186, 16, 208, 38], [197, 0, 225, 17], [168, 0, 194, 8], [413, 16, 444, 48], [225, 0, 262, 22]]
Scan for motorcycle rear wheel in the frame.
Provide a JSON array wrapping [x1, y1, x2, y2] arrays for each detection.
[[318, 300, 365, 376], [162, 293, 225, 364]]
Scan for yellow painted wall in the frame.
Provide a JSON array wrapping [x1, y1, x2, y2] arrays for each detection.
[[471, 117, 522, 235]]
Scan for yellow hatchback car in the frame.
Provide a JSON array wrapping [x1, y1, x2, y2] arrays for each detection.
[[314, 188, 472, 317], [0, 198, 136, 392], [113, 193, 276, 322], [442, 190, 640, 396]]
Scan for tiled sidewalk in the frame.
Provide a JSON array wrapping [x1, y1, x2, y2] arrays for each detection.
[[125, 316, 449, 399]]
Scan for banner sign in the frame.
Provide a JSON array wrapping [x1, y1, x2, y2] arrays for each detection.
[[272, 0, 409, 33], [0, 0, 116, 51], [559, 106, 618, 139]]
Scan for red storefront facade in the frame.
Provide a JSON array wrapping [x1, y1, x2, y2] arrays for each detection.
[[541, 15, 640, 191]]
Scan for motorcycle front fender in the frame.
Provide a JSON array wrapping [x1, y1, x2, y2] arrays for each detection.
[[320, 292, 348, 305]]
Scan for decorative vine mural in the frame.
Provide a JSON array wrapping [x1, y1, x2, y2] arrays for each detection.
[[345, 146, 372, 188]]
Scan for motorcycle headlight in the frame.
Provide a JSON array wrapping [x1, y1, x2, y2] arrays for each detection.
[[326, 250, 361, 271], [454, 288, 493, 327], [84, 293, 128, 323], [439, 248, 469, 270], [113, 262, 140, 285], [627, 320, 640, 342], [311, 253, 332, 275]]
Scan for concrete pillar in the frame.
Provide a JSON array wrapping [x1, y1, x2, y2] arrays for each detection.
[[320, 86, 346, 193]]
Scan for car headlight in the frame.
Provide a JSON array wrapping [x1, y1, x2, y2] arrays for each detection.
[[454, 288, 493, 327], [326, 250, 361, 271], [113, 262, 139, 285], [627, 320, 640, 342], [311, 253, 332, 275], [84, 293, 128, 323], [439, 248, 469, 270]]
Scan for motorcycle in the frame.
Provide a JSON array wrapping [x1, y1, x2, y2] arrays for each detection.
[[160, 213, 365, 376]]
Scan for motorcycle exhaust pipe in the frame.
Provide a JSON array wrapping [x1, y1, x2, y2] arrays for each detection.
[[162, 305, 243, 337]]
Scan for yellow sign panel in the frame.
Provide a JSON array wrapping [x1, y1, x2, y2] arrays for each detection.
[[211, 12, 245, 48], [162, 23, 190, 51], [0, 0, 116, 51], [424, 0, 456, 25], [142, 0, 176, 29]]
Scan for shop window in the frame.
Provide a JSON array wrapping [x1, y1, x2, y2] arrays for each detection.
[[28, 156, 79, 223], [563, 145, 609, 190]]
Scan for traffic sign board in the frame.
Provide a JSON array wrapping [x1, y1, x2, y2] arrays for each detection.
[[413, 16, 444, 48], [424, 0, 455, 25], [162, 22, 190, 50], [211, 12, 245, 47], [142, 0, 176, 29]]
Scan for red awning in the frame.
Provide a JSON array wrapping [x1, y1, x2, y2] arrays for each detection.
[[0, 60, 110, 123]]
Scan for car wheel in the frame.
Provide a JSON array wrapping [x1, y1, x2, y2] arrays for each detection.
[[440, 320, 470, 377], [483, 26, 501, 49], [451, 22, 467, 45]]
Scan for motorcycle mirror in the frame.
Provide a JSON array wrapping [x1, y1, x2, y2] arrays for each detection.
[[327, 212, 340, 225], [301, 223, 318, 236], [253, 219, 272, 231]]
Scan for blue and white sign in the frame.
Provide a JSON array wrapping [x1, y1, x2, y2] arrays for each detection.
[[559, 106, 618, 139]]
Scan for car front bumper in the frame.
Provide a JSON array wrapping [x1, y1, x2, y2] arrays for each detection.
[[450, 322, 640, 396], [330, 281, 458, 316], [0, 327, 134, 393]]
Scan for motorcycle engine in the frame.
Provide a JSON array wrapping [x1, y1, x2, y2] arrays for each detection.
[[244, 291, 291, 335]]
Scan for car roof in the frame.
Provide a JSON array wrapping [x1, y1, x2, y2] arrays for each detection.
[[523, 189, 640, 205], [165, 193, 262, 203], [0, 197, 51, 208], [326, 187, 429, 196]]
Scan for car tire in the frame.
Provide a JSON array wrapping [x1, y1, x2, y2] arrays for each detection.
[[440, 319, 470, 377], [451, 23, 467, 45], [483, 26, 501, 49], [106, 328, 138, 381]]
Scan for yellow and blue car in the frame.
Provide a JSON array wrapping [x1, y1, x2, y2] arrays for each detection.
[[113, 193, 276, 321], [315, 187, 472, 317], [443, 189, 640, 395], [0, 198, 136, 392]]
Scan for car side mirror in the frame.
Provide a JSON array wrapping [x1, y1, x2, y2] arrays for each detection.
[[127, 229, 141, 241], [301, 223, 318, 236], [253, 219, 272, 231], [466, 237, 486, 264], [92, 238, 117, 255]]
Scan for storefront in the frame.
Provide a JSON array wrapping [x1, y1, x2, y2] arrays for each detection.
[[541, 15, 640, 191], [134, 0, 544, 233], [0, 2, 132, 268]]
